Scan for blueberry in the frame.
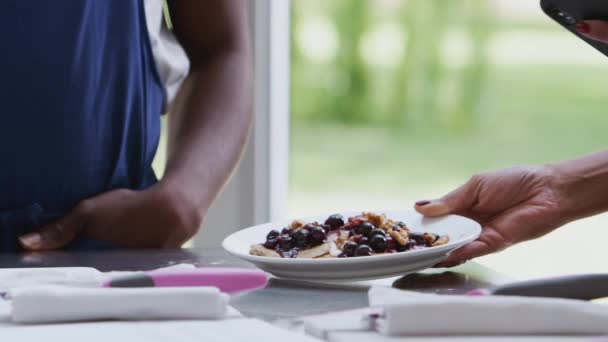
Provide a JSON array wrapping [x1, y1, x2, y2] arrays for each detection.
[[266, 230, 280, 241], [397, 221, 407, 228], [354, 222, 374, 236], [303, 223, 318, 231], [264, 238, 278, 249], [369, 235, 387, 253], [359, 237, 370, 246], [281, 227, 290, 235], [342, 241, 358, 257], [294, 229, 310, 248], [279, 235, 294, 250], [396, 242, 409, 252], [354, 245, 373, 257], [325, 214, 345, 229], [321, 224, 332, 233], [369, 228, 386, 238], [310, 226, 327, 244], [289, 229, 299, 239], [391, 225, 401, 231], [386, 237, 397, 251], [410, 232, 425, 245]]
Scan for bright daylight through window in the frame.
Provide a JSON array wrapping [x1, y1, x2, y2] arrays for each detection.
[[288, 0, 608, 279]]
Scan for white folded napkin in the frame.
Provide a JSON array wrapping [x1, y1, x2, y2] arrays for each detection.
[[0, 268, 104, 293], [0, 264, 197, 293], [369, 287, 608, 336], [9, 286, 229, 324]]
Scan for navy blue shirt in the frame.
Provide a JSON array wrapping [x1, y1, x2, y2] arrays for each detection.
[[0, 0, 164, 252]]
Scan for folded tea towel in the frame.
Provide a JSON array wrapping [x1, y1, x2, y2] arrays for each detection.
[[368, 287, 608, 336], [10, 285, 228, 324]]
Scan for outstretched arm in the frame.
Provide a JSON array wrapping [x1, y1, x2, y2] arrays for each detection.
[[412, 20, 608, 267], [415, 149, 608, 267]]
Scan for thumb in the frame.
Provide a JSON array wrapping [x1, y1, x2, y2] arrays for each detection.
[[436, 205, 530, 267], [414, 176, 480, 217], [576, 20, 608, 43], [436, 228, 508, 267], [19, 201, 92, 251]]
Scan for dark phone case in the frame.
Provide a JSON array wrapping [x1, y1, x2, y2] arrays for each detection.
[[490, 274, 608, 300], [541, 0, 608, 57]]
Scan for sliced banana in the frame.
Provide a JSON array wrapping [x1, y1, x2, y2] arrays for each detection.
[[298, 243, 331, 259], [250, 244, 281, 258]]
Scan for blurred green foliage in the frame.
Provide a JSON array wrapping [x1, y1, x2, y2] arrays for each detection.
[[291, 0, 492, 131], [289, 0, 608, 197]]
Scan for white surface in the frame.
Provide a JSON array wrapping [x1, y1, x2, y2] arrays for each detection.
[[326, 332, 605, 342], [294, 302, 607, 342], [9, 286, 228, 324], [222, 210, 481, 281], [297, 308, 375, 339], [369, 287, 608, 336], [0, 268, 104, 293], [193, 0, 291, 248], [0, 317, 321, 342]]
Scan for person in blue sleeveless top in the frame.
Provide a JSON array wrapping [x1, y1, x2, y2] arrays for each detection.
[[1, 0, 251, 253]]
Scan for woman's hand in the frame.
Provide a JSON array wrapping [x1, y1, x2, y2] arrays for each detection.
[[18, 184, 203, 250], [576, 20, 608, 43], [415, 165, 570, 267]]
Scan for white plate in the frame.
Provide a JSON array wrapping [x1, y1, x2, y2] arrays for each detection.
[[222, 210, 481, 282]]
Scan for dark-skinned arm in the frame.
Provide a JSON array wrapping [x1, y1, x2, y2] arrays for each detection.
[[159, 0, 253, 245], [19, 0, 252, 250]]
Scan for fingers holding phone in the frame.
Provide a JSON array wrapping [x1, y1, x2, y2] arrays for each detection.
[[576, 20, 608, 43], [541, 0, 608, 56]]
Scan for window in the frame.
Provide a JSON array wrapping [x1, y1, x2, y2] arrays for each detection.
[[289, 0, 608, 279]]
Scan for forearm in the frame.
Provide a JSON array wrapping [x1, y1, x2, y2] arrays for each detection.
[[549, 149, 608, 220], [160, 48, 253, 230]]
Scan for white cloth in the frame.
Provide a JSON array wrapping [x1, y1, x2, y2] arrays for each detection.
[[369, 287, 608, 336], [9, 286, 228, 324], [0, 264, 196, 294], [143, 0, 190, 112], [0, 268, 104, 293], [292, 309, 605, 342]]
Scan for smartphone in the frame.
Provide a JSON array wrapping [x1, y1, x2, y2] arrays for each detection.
[[541, 0, 608, 57]]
